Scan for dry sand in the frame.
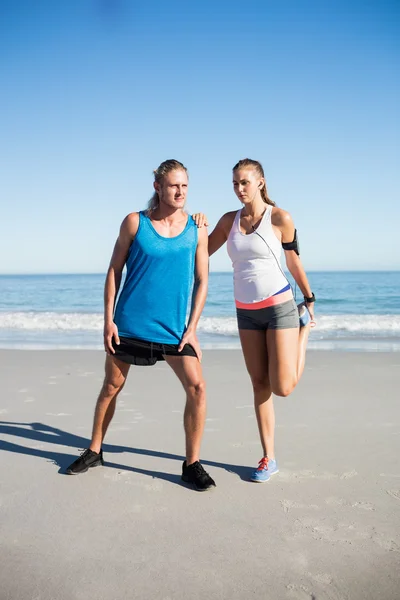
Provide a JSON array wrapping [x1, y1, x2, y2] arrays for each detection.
[[1, 349, 400, 600]]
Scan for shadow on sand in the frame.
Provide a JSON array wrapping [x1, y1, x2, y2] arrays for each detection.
[[0, 421, 251, 486]]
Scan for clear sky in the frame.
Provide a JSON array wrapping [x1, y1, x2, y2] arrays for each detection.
[[1, 0, 399, 273]]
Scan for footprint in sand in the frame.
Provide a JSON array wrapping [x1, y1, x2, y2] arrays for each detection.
[[387, 490, 400, 501], [286, 583, 315, 599], [24, 397, 35, 403], [279, 470, 337, 482], [326, 497, 347, 506], [371, 531, 400, 552], [340, 470, 358, 479], [117, 472, 163, 492], [45, 412, 71, 417], [326, 497, 374, 510], [281, 499, 320, 513], [0, 408, 8, 415], [18, 388, 28, 393], [306, 572, 333, 586], [351, 501, 374, 511], [104, 471, 131, 482]]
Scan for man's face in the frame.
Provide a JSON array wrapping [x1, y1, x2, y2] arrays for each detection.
[[155, 169, 188, 209]]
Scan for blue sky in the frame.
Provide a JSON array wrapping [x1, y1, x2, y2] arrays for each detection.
[[1, 0, 399, 273]]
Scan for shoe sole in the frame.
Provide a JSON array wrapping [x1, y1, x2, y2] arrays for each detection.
[[66, 461, 104, 475], [181, 477, 216, 492], [250, 469, 279, 483]]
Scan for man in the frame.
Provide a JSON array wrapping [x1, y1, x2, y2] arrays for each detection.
[[66, 159, 215, 491]]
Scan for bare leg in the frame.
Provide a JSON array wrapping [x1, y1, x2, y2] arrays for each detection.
[[89, 355, 130, 453], [164, 355, 206, 465], [239, 329, 275, 459], [267, 326, 304, 397], [297, 322, 311, 380]]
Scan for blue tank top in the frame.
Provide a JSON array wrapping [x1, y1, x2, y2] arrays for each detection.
[[114, 211, 198, 344]]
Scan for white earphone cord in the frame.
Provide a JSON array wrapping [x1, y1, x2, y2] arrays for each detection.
[[251, 226, 297, 302]]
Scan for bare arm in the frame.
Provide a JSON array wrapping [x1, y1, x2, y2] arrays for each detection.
[[273, 208, 315, 320], [178, 226, 209, 360], [103, 212, 139, 354], [208, 212, 235, 256]]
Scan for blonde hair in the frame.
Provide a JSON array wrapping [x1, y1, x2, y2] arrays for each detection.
[[233, 158, 275, 206], [147, 159, 188, 211]]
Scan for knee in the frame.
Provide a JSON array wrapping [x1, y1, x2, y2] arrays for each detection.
[[251, 376, 271, 396], [102, 377, 125, 399], [187, 379, 206, 404], [272, 378, 297, 398]]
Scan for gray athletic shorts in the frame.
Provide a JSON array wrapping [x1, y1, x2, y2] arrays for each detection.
[[236, 299, 299, 331]]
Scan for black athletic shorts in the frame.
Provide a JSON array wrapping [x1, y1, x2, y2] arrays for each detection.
[[112, 336, 197, 366]]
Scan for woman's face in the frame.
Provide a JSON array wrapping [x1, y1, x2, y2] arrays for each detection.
[[232, 168, 263, 204]]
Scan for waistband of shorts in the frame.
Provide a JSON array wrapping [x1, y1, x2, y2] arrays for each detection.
[[235, 288, 293, 310]]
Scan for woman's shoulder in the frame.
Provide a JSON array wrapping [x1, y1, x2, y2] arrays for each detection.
[[220, 209, 238, 224], [218, 210, 238, 233], [271, 206, 293, 227]]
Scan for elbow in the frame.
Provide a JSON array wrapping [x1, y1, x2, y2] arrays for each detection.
[[195, 275, 208, 289]]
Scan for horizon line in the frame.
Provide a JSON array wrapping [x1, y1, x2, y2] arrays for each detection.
[[1, 269, 400, 277]]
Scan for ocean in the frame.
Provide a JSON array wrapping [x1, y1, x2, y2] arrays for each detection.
[[0, 272, 399, 351]]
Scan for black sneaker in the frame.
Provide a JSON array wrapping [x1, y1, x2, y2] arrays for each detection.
[[66, 449, 104, 475], [181, 460, 216, 491]]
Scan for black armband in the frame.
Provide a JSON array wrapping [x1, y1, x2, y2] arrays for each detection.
[[304, 292, 315, 303], [282, 229, 300, 255]]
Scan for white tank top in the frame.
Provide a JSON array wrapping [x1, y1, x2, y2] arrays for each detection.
[[226, 206, 288, 304]]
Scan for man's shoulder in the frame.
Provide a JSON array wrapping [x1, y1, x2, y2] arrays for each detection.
[[120, 212, 141, 238], [123, 211, 141, 227]]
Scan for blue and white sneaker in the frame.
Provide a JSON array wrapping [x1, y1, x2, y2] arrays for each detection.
[[298, 302, 311, 328], [250, 457, 279, 483]]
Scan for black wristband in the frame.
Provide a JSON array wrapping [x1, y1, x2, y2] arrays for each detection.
[[304, 292, 315, 303]]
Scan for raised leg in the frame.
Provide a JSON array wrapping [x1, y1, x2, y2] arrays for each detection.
[[266, 322, 311, 397]]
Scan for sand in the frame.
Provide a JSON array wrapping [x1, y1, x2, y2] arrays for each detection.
[[1, 349, 400, 600]]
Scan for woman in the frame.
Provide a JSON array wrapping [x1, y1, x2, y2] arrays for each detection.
[[196, 158, 315, 482]]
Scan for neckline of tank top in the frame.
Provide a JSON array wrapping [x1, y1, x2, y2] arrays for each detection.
[[142, 211, 192, 241], [237, 206, 271, 237]]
